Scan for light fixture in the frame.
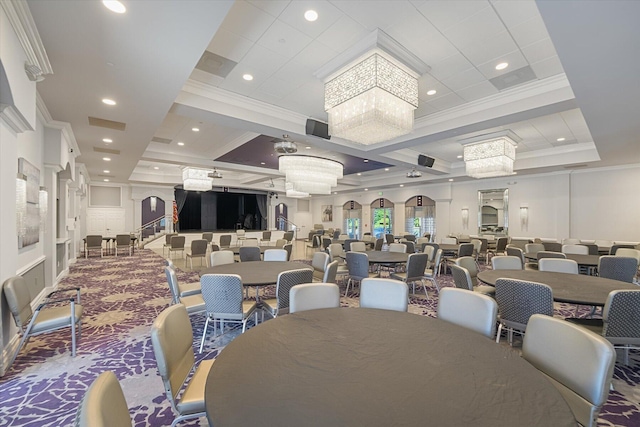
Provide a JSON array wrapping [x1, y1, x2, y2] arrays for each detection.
[[39, 187, 48, 233], [520, 206, 529, 231], [364, 188, 369, 191], [16, 173, 27, 239], [384, 168, 389, 171], [182, 167, 212, 191], [556, 137, 566, 142], [103, 157, 111, 161], [285, 182, 309, 198], [279, 155, 343, 195], [103, 179, 109, 182], [426, 89, 437, 96], [460, 130, 520, 179], [448, 178, 454, 182], [150, 196, 157, 212], [177, 142, 185, 146], [399, 184, 404, 187], [103, 0, 126, 13], [324, 53, 419, 145], [153, 166, 159, 170], [304, 10, 318, 21], [357, 173, 362, 176], [406, 168, 422, 178], [495, 62, 509, 70], [102, 98, 116, 105], [461, 208, 469, 230], [242, 74, 253, 81], [208, 168, 223, 179], [102, 138, 112, 143], [191, 127, 200, 132], [103, 170, 110, 173]]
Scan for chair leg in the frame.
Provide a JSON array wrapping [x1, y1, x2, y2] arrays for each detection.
[[199, 317, 210, 354], [496, 323, 503, 344]]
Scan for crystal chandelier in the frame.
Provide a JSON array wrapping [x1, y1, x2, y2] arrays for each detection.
[[462, 133, 518, 179], [182, 167, 212, 191], [324, 53, 418, 145], [285, 182, 309, 198], [279, 156, 343, 195]]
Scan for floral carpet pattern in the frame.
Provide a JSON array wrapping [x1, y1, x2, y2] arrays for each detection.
[[0, 249, 638, 426]]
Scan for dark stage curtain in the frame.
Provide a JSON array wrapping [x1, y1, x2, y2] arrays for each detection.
[[179, 191, 201, 231], [201, 192, 217, 231]]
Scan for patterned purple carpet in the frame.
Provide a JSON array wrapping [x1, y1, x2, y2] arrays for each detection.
[[0, 249, 638, 426]]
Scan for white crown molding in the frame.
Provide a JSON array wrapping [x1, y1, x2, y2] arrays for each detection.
[[0, 102, 32, 133], [1, 0, 53, 77], [36, 92, 81, 156]]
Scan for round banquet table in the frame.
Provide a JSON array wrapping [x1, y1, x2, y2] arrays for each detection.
[[223, 245, 273, 255], [477, 269, 637, 306], [524, 252, 601, 267], [364, 251, 409, 265], [200, 261, 311, 286], [205, 308, 574, 427]]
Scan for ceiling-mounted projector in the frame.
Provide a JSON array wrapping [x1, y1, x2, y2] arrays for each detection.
[[208, 169, 223, 179], [406, 168, 422, 178], [273, 134, 297, 154]]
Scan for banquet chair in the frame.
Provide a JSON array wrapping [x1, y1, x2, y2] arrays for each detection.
[[562, 238, 582, 245], [115, 234, 132, 257], [422, 245, 435, 267], [403, 241, 415, 254], [562, 244, 589, 255], [359, 278, 408, 312], [243, 238, 259, 247], [385, 234, 395, 245], [423, 249, 443, 295], [264, 249, 287, 262], [523, 314, 615, 427], [260, 231, 271, 245], [538, 258, 579, 274], [333, 230, 341, 239], [494, 278, 553, 345], [263, 269, 314, 319], [236, 229, 246, 245], [164, 267, 204, 314], [343, 239, 358, 252], [283, 243, 293, 261], [239, 246, 261, 262], [75, 371, 132, 427], [417, 237, 430, 248], [344, 252, 378, 297], [538, 250, 567, 260], [350, 241, 367, 252], [388, 243, 406, 253], [289, 283, 340, 313], [441, 237, 457, 245], [201, 232, 213, 243], [457, 243, 474, 258], [616, 248, 640, 283], [322, 237, 332, 251], [199, 274, 258, 352], [283, 231, 294, 243], [219, 234, 232, 248], [454, 256, 480, 287], [322, 260, 339, 284], [390, 253, 428, 295], [492, 237, 509, 257], [168, 236, 186, 259], [491, 255, 523, 270], [597, 256, 638, 283], [210, 250, 234, 267], [437, 288, 498, 339], [306, 234, 322, 255], [525, 243, 545, 255], [151, 304, 215, 426], [543, 241, 563, 252], [311, 251, 330, 281], [582, 244, 599, 255], [450, 264, 495, 297], [470, 239, 482, 262], [162, 233, 178, 256], [3, 276, 83, 369], [185, 239, 208, 270], [374, 238, 384, 251], [403, 234, 416, 242], [610, 244, 636, 255], [327, 244, 349, 276], [210, 244, 220, 253], [338, 233, 349, 241], [567, 290, 640, 366], [86, 235, 104, 258], [274, 238, 287, 248], [505, 245, 527, 269]]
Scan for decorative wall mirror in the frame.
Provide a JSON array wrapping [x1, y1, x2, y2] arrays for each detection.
[[478, 189, 508, 236]]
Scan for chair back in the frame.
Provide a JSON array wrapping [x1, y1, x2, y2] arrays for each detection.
[[523, 314, 615, 427], [455, 256, 478, 281], [244, 238, 259, 247], [417, 237, 430, 246], [495, 279, 553, 331], [403, 241, 415, 253], [429, 249, 443, 276], [562, 238, 581, 245], [150, 304, 196, 405], [236, 229, 246, 238], [343, 239, 358, 251], [346, 251, 369, 281], [403, 234, 416, 242], [615, 248, 640, 264], [86, 235, 103, 248], [603, 290, 640, 343], [333, 230, 341, 239], [210, 244, 220, 252], [164, 267, 179, 304], [3, 276, 33, 328], [312, 252, 330, 280], [538, 258, 579, 274], [360, 278, 408, 312], [406, 253, 428, 281], [598, 256, 638, 283], [610, 244, 635, 255], [275, 269, 314, 314], [200, 274, 245, 318], [210, 250, 235, 267], [76, 371, 132, 427], [170, 235, 185, 249], [322, 237, 332, 250], [350, 241, 367, 252], [290, 283, 340, 313], [441, 237, 457, 244], [537, 250, 566, 260], [450, 264, 473, 291], [562, 244, 588, 255], [239, 246, 261, 262], [219, 234, 232, 247], [384, 234, 395, 245], [457, 243, 474, 257], [283, 231, 294, 242], [283, 243, 293, 260], [388, 243, 406, 253], [274, 238, 286, 248], [543, 241, 563, 252], [374, 238, 384, 251], [495, 237, 508, 252], [505, 246, 525, 266], [262, 231, 271, 241], [264, 249, 287, 262], [164, 233, 177, 245], [328, 243, 345, 261], [525, 243, 545, 254], [422, 245, 435, 262], [492, 255, 524, 270], [322, 260, 339, 284], [115, 234, 130, 246], [190, 239, 208, 256], [202, 232, 213, 243], [582, 244, 599, 255], [438, 288, 498, 339]]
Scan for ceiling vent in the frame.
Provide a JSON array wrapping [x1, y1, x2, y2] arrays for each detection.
[[406, 168, 422, 178], [489, 66, 537, 91], [195, 51, 237, 78], [273, 134, 298, 154], [208, 169, 223, 179], [88, 116, 126, 131], [93, 147, 120, 155], [151, 136, 172, 144]]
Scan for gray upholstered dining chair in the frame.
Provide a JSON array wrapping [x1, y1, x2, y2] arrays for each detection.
[[538, 258, 579, 274], [505, 245, 527, 269], [162, 233, 178, 256], [239, 246, 261, 262], [494, 278, 553, 345], [562, 244, 589, 255], [450, 264, 495, 297], [262, 268, 314, 319], [491, 255, 523, 270], [260, 231, 272, 245], [283, 231, 294, 243], [3, 276, 83, 369], [201, 232, 213, 243], [263, 249, 288, 261], [151, 304, 215, 426], [115, 234, 132, 256], [311, 251, 330, 281], [86, 235, 103, 258], [322, 260, 339, 284], [164, 267, 204, 315], [359, 278, 408, 312], [437, 287, 498, 339], [390, 252, 428, 295], [185, 239, 208, 269], [344, 251, 378, 297], [210, 250, 234, 267], [597, 256, 638, 283], [168, 235, 186, 259], [350, 241, 367, 252], [219, 234, 232, 248], [523, 314, 615, 427], [75, 371, 132, 427], [283, 243, 293, 261], [423, 248, 443, 295], [289, 282, 340, 314]]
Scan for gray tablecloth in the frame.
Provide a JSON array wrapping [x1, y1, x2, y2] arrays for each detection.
[[205, 308, 574, 427], [524, 252, 601, 266], [201, 261, 311, 286], [365, 251, 409, 264]]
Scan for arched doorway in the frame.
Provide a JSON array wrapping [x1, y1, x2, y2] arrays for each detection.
[[405, 195, 436, 238], [370, 198, 394, 238], [141, 196, 165, 238], [276, 203, 288, 231], [342, 201, 362, 239]]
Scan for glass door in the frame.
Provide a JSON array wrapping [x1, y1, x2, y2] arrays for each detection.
[[372, 208, 393, 238], [346, 218, 360, 239]]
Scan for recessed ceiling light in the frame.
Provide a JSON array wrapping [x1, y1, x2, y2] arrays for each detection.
[[384, 168, 389, 171], [102, 138, 113, 143], [304, 10, 318, 21], [153, 166, 159, 170], [448, 178, 454, 182], [399, 184, 404, 187], [364, 188, 368, 191], [556, 137, 566, 142], [191, 127, 199, 132], [363, 159, 369, 163], [495, 62, 509, 70], [357, 173, 362, 176], [102, 98, 116, 106], [242, 74, 253, 81], [103, 170, 110, 173], [177, 142, 184, 146], [333, 192, 338, 195], [102, 0, 126, 13], [103, 157, 111, 161], [457, 155, 463, 159], [260, 162, 266, 165], [103, 179, 110, 182], [305, 146, 311, 150], [427, 89, 437, 96]]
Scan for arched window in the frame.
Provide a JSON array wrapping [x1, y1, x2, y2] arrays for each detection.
[[404, 196, 436, 238], [370, 198, 394, 238], [342, 201, 362, 239]]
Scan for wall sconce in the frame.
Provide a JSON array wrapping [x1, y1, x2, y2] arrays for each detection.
[[150, 196, 157, 212], [520, 206, 529, 231], [16, 173, 27, 238], [39, 186, 48, 232], [461, 208, 469, 230]]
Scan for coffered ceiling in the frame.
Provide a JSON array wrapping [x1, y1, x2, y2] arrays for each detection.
[[28, 0, 640, 195]]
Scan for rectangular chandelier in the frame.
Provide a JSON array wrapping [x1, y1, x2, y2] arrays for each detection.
[[462, 136, 518, 179], [324, 53, 418, 145], [182, 167, 212, 191]]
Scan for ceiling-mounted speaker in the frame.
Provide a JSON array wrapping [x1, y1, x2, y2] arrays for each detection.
[[306, 119, 331, 140], [418, 154, 435, 168]]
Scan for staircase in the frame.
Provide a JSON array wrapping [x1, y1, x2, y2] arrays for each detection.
[[136, 215, 173, 248]]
